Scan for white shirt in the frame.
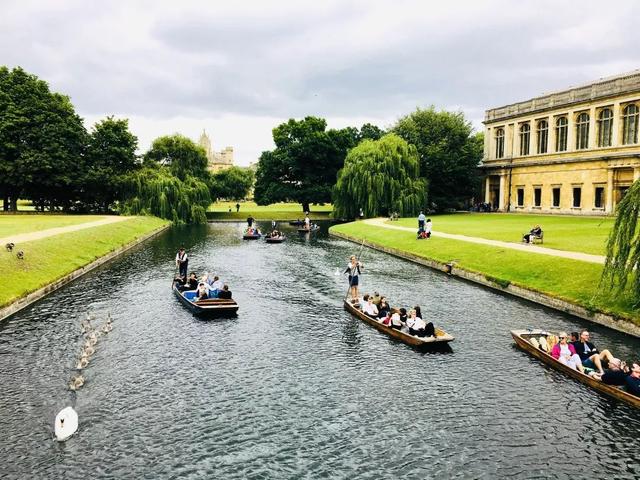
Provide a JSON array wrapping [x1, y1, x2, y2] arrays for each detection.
[[363, 302, 378, 316], [304, 217, 310, 227], [418, 213, 426, 222], [425, 221, 432, 233], [211, 280, 224, 291], [175, 252, 188, 262]]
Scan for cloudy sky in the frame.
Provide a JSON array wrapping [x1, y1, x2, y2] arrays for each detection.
[[2, 0, 639, 165]]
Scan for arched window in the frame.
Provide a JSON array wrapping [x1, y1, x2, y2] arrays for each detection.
[[623, 104, 639, 145], [519, 123, 530, 156], [597, 108, 613, 147], [555, 117, 568, 152], [576, 112, 590, 150], [495, 128, 504, 159], [537, 120, 548, 154]]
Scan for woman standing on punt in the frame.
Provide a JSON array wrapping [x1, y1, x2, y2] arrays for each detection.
[[344, 255, 363, 301]]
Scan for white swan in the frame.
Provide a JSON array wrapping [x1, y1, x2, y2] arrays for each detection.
[[55, 407, 78, 441]]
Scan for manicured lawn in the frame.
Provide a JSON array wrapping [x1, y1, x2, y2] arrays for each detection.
[[0, 216, 168, 308], [207, 201, 333, 220], [391, 213, 614, 255], [0, 215, 112, 238], [331, 222, 637, 322]]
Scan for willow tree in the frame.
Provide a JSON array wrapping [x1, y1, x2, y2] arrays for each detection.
[[333, 133, 426, 219], [602, 180, 640, 303], [120, 166, 210, 224]]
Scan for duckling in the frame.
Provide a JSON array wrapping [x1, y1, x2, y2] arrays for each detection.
[[68, 375, 85, 391], [83, 346, 95, 357], [76, 357, 89, 369], [102, 323, 113, 334]]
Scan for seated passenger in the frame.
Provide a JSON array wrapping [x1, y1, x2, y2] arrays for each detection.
[[218, 284, 232, 299], [371, 292, 381, 307], [196, 282, 209, 301], [551, 332, 585, 372], [523, 224, 543, 244], [599, 358, 629, 386], [573, 330, 615, 375], [407, 309, 427, 336], [625, 362, 640, 396], [180, 272, 198, 291], [362, 296, 379, 318], [381, 312, 392, 326], [424, 320, 436, 338], [210, 275, 224, 294], [399, 307, 408, 323], [377, 297, 390, 318], [174, 275, 185, 289]]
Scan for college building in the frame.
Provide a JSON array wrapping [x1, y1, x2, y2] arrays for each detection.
[[197, 130, 234, 173], [480, 70, 640, 214]]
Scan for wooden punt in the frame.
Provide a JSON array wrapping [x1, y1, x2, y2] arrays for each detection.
[[288, 220, 304, 226], [511, 329, 640, 409], [265, 235, 286, 243], [297, 225, 320, 233], [173, 284, 239, 317], [242, 233, 261, 240], [343, 300, 454, 348]]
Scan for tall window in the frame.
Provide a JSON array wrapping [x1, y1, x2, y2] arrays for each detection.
[[516, 188, 524, 207], [576, 113, 590, 150], [495, 128, 505, 159], [623, 104, 639, 145], [594, 187, 605, 209], [573, 187, 582, 208], [519, 123, 530, 156], [555, 117, 568, 152], [537, 120, 548, 154], [597, 108, 613, 147], [534, 187, 542, 207], [552, 187, 561, 207]]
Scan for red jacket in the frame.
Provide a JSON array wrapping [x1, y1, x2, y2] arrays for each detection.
[[551, 342, 577, 359]]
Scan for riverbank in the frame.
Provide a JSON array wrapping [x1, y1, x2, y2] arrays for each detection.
[[0, 215, 169, 320], [330, 221, 640, 336], [207, 201, 333, 221]]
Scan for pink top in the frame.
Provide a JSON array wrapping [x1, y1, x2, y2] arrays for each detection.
[[551, 342, 577, 359]]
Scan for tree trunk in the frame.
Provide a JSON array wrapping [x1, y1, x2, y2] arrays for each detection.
[[2, 194, 8, 211], [302, 202, 310, 213], [10, 195, 17, 212]]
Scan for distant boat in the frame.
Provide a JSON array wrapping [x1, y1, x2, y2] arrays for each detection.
[[297, 225, 320, 233], [512, 329, 640, 409], [343, 300, 454, 348], [243, 229, 262, 240], [173, 284, 239, 317], [265, 235, 286, 243], [288, 220, 304, 226]]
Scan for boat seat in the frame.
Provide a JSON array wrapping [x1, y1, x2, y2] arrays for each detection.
[[529, 337, 540, 349]]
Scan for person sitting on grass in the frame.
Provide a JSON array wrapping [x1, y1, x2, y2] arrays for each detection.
[[551, 332, 585, 372], [573, 330, 615, 375], [218, 284, 232, 299], [523, 225, 542, 244]]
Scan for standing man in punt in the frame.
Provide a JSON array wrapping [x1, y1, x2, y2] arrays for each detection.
[[175, 247, 188, 280], [345, 255, 363, 301]]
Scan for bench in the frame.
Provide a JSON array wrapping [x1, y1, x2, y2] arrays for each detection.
[[531, 231, 544, 244]]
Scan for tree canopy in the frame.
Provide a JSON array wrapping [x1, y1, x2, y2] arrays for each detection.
[[253, 117, 381, 212], [144, 134, 209, 181], [333, 133, 426, 219], [392, 107, 483, 211], [602, 180, 640, 304], [210, 166, 255, 201]]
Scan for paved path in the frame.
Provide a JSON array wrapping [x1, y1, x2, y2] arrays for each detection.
[[0, 216, 133, 246], [362, 218, 606, 264]]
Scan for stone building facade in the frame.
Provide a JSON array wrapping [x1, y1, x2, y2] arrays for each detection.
[[480, 71, 640, 214], [197, 130, 234, 173]]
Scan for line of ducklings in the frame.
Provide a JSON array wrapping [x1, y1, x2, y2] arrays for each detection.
[[69, 314, 113, 391]]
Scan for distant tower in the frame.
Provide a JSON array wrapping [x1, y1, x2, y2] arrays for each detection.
[[196, 129, 234, 172], [198, 130, 214, 162]]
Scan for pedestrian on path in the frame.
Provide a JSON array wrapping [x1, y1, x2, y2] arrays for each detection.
[[425, 218, 432, 238], [418, 211, 426, 230], [236, 203, 240, 212], [175, 247, 188, 279]]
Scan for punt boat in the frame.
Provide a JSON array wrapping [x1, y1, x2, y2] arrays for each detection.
[[265, 235, 286, 243], [288, 220, 304, 226], [173, 284, 239, 317], [243, 230, 262, 240], [511, 329, 640, 408], [297, 225, 320, 233], [343, 300, 454, 348]]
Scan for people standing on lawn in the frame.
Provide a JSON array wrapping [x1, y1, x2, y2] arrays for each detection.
[[236, 203, 240, 212], [418, 211, 426, 231], [175, 247, 188, 279]]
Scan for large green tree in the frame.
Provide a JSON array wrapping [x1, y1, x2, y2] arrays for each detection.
[[144, 134, 209, 181], [602, 180, 640, 304], [83, 116, 138, 212], [333, 133, 426, 219], [211, 166, 255, 201], [392, 107, 483, 211], [254, 117, 367, 212], [0, 66, 87, 211]]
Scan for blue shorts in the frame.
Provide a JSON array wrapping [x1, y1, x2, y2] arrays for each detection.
[[349, 276, 359, 286], [582, 358, 596, 369]]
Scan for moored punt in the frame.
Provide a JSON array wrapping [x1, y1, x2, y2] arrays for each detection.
[[297, 225, 320, 233], [511, 329, 640, 409], [265, 235, 286, 243], [173, 284, 239, 317], [343, 300, 454, 348], [288, 220, 304, 226]]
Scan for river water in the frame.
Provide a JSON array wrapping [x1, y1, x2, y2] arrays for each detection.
[[1, 221, 640, 479]]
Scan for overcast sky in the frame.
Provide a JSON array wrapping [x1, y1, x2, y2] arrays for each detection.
[[2, 0, 639, 165]]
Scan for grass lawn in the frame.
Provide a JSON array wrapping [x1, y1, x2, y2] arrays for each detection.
[[391, 213, 614, 256], [207, 201, 333, 220], [0, 200, 36, 211], [0, 215, 113, 238], [331, 221, 637, 322], [0, 216, 168, 308]]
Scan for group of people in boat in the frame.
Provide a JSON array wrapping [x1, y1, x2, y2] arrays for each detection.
[[174, 271, 233, 301], [356, 293, 437, 338], [539, 329, 640, 396]]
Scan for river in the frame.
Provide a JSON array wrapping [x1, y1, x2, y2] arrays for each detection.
[[1, 221, 639, 479]]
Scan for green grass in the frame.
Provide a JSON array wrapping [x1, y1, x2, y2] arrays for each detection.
[[331, 221, 637, 322], [391, 213, 614, 255], [0, 200, 36, 211], [0, 215, 113, 238], [207, 201, 333, 220], [0, 216, 168, 308]]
